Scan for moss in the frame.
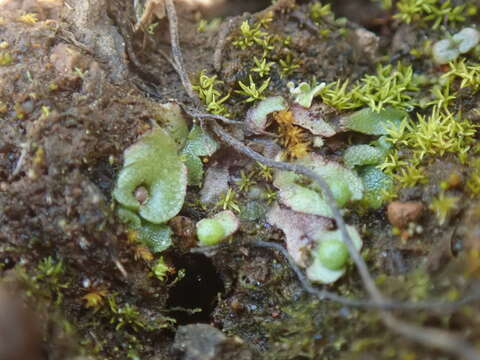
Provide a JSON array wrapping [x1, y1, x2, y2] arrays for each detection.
[[192, 71, 231, 115], [255, 162, 274, 182], [35, 256, 69, 305], [466, 173, 480, 196], [429, 191, 460, 225], [215, 188, 241, 213], [442, 59, 480, 92], [235, 75, 271, 103], [309, 1, 347, 29], [151, 257, 171, 281], [377, 102, 477, 191], [82, 287, 109, 309], [320, 64, 418, 112], [236, 170, 257, 192], [0, 51, 13, 66], [273, 110, 311, 159], [406, 106, 476, 160], [278, 53, 301, 78], [393, 0, 473, 29], [394, 164, 428, 187], [17, 13, 39, 25], [232, 20, 270, 50], [251, 56, 275, 78]]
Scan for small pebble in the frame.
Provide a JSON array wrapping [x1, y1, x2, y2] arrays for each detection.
[[387, 201, 424, 229]]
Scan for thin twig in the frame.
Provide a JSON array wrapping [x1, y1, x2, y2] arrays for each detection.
[[214, 18, 237, 72], [163, 2, 480, 358], [164, 0, 198, 104], [291, 10, 321, 35], [157, 48, 180, 73], [181, 106, 243, 125], [113, 259, 128, 278], [10, 142, 29, 179]]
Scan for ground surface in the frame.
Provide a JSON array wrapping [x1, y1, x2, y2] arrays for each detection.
[[1, 0, 480, 359]]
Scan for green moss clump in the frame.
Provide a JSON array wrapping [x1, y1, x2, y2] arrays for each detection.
[[0, 51, 13, 66], [320, 64, 418, 112]]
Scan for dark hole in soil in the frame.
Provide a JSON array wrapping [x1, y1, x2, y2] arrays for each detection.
[[0, 256, 15, 271], [201, 0, 271, 19], [167, 253, 224, 325]]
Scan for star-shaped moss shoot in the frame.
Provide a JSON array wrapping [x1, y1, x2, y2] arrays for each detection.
[[113, 128, 187, 224]]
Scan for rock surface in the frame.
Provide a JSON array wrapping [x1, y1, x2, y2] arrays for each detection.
[[173, 324, 253, 360]]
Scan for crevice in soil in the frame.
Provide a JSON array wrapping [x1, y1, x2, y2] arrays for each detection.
[[167, 253, 224, 325]]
